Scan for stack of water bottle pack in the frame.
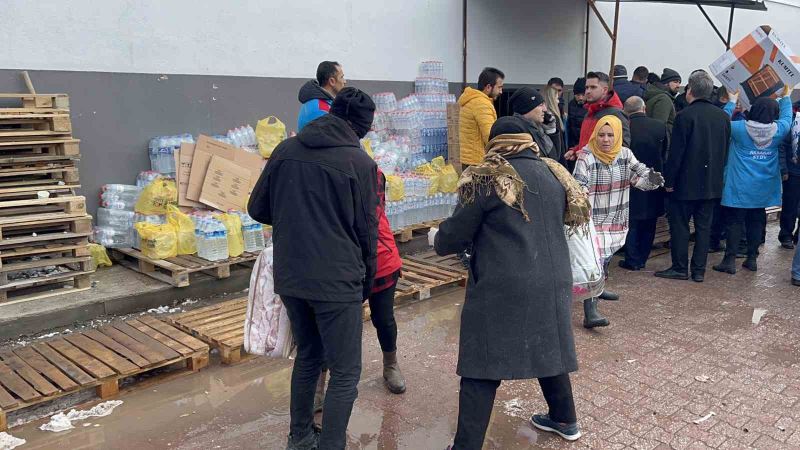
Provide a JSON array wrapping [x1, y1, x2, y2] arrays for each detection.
[[188, 211, 268, 262], [385, 174, 458, 231], [148, 134, 195, 179], [93, 184, 141, 248]]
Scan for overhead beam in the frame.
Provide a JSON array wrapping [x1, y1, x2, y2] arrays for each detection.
[[609, 0, 621, 80], [587, 0, 615, 39], [696, 2, 729, 47], [726, 3, 735, 49]]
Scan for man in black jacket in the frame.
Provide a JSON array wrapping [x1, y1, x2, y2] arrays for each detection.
[[619, 96, 668, 270], [655, 71, 731, 283], [248, 87, 378, 450], [509, 87, 559, 160], [566, 77, 587, 152]]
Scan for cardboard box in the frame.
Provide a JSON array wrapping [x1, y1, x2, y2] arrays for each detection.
[[199, 155, 253, 212], [187, 135, 266, 202], [175, 143, 204, 208], [710, 26, 800, 108]]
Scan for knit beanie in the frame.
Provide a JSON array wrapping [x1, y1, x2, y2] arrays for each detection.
[[573, 77, 587, 95], [509, 87, 545, 115], [660, 68, 682, 84], [613, 65, 628, 78], [330, 87, 376, 138]]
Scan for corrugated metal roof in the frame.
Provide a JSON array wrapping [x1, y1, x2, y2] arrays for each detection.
[[595, 0, 767, 10]]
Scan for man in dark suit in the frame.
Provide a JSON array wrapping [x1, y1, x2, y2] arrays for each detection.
[[619, 96, 668, 270], [655, 71, 731, 283]]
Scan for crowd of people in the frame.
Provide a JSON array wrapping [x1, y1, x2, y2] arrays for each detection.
[[247, 60, 800, 450]]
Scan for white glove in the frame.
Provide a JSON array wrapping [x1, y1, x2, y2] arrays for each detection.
[[428, 227, 439, 247]]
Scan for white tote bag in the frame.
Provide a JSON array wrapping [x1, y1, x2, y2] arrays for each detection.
[[243, 247, 295, 358], [565, 218, 605, 301]]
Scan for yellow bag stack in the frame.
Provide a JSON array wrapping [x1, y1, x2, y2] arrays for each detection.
[[214, 213, 244, 257], [134, 222, 178, 260], [256, 116, 286, 158], [135, 177, 178, 215], [167, 205, 197, 255]]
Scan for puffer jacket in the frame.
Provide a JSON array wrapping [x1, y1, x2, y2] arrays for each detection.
[[458, 87, 497, 165], [575, 92, 630, 151], [644, 83, 677, 134]]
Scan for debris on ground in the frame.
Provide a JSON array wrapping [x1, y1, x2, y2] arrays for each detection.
[[0, 432, 26, 449], [693, 411, 716, 424], [751, 308, 767, 325], [39, 400, 124, 432], [181, 299, 198, 306], [695, 375, 711, 383], [147, 306, 182, 314]]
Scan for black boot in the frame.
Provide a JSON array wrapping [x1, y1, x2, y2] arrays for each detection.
[[598, 290, 619, 301], [583, 298, 609, 329], [713, 255, 736, 274], [742, 257, 758, 272]]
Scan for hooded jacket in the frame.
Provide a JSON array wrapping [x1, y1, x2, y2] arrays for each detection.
[[566, 98, 587, 149], [721, 97, 792, 208], [780, 112, 800, 177], [297, 80, 334, 131], [644, 82, 677, 134], [248, 114, 378, 302], [458, 87, 497, 165], [512, 113, 556, 160], [575, 92, 630, 151], [613, 78, 645, 103]]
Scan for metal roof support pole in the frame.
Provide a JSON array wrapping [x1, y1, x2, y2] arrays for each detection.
[[609, 0, 621, 80], [462, 0, 468, 91], [587, 0, 614, 39], [726, 3, 735, 49], [696, 2, 730, 47], [584, 2, 590, 75]]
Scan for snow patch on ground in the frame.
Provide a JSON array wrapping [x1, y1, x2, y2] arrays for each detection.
[[39, 401, 124, 432]]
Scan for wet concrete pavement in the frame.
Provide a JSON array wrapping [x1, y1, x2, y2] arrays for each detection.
[[9, 224, 800, 449]]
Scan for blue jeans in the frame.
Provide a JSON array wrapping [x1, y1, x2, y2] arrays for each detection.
[[793, 244, 800, 280]]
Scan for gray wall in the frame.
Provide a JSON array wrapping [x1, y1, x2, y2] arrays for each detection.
[[0, 70, 424, 215]]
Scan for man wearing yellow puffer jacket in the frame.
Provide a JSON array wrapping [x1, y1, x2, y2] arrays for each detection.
[[459, 67, 504, 166]]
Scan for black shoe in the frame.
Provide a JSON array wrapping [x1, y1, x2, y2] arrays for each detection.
[[286, 427, 320, 450], [618, 260, 642, 271], [582, 298, 609, 329], [793, 279, 800, 287], [712, 256, 736, 274], [708, 244, 725, 254], [654, 268, 689, 280], [780, 240, 795, 250], [598, 290, 619, 301], [736, 248, 747, 259], [742, 258, 758, 272], [691, 273, 704, 283], [530, 414, 582, 441]]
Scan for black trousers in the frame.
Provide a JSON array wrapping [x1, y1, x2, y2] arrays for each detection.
[[709, 201, 726, 248], [667, 199, 715, 275], [367, 282, 398, 353], [780, 175, 800, 243], [281, 296, 363, 450], [624, 217, 658, 268], [724, 207, 767, 259], [453, 374, 576, 450]]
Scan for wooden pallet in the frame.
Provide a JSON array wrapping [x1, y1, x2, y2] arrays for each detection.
[[0, 316, 208, 430], [0, 214, 91, 245], [0, 93, 70, 110], [404, 251, 468, 276], [0, 138, 79, 158], [393, 220, 442, 243], [396, 256, 467, 300], [0, 114, 72, 137], [0, 196, 86, 231], [167, 299, 249, 365], [110, 248, 260, 287]]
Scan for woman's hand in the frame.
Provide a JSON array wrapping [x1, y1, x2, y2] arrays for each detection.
[[564, 148, 578, 161], [782, 85, 794, 98], [727, 89, 740, 105], [428, 227, 439, 247], [647, 170, 665, 187]]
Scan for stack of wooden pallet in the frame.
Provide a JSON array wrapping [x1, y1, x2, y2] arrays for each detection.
[[0, 93, 93, 303]]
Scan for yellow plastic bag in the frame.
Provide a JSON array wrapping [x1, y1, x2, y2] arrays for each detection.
[[214, 213, 244, 257], [256, 116, 286, 158], [89, 243, 112, 268], [167, 205, 197, 255], [430, 156, 446, 171], [386, 175, 405, 201], [439, 164, 459, 193], [135, 177, 177, 215], [134, 222, 177, 260], [415, 163, 436, 177]]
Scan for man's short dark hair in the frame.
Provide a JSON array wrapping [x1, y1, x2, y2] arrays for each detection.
[[647, 73, 661, 84], [586, 71, 610, 85], [633, 66, 649, 80], [547, 77, 564, 88], [316, 61, 340, 86], [478, 67, 505, 91]]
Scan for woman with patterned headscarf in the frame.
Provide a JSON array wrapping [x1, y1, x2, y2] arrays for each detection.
[[573, 115, 665, 328], [434, 116, 591, 448]]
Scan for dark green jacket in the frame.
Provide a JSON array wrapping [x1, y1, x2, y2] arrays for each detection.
[[644, 83, 677, 136]]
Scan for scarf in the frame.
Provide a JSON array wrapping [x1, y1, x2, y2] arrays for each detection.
[[588, 115, 623, 165], [457, 133, 591, 232]]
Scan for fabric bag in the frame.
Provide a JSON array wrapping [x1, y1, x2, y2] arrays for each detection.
[[565, 218, 605, 301], [243, 247, 295, 358], [256, 116, 286, 159]]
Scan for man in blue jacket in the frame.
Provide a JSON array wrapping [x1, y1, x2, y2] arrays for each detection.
[[297, 61, 346, 131], [779, 110, 800, 249]]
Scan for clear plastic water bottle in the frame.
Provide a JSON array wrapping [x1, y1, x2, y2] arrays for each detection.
[[101, 199, 136, 210], [97, 208, 135, 228], [93, 226, 134, 248], [102, 184, 141, 194]]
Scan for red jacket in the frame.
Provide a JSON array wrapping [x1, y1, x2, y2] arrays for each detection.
[[575, 92, 629, 151], [373, 168, 402, 293]]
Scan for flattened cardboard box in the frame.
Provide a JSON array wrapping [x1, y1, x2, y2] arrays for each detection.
[[175, 143, 204, 208], [710, 25, 800, 109], [187, 134, 266, 201], [199, 156, 252, 212]]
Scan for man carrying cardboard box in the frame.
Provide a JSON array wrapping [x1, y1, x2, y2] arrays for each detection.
[[248, 87, 378, 450]]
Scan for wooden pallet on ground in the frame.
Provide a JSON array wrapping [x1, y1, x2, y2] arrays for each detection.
[[0, 114, 72, 137], [404, 251, 468, 276], [0, 316, 208, 431], [393, 220, 442, 243], [0, 138, 79, 159], [110, 248, 260, 288], [0, 196, 86, 231], [166, 299, 248, 365], [396, 256, 467, 301], [0, 93, 70, 110]]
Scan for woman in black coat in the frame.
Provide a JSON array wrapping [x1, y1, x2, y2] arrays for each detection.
[[434, 116, 588, 449]]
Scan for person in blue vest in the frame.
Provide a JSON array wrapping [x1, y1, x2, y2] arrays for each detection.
[[713, 87, 793, 274], [297, 61, 346, 131]]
